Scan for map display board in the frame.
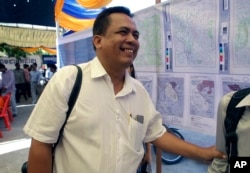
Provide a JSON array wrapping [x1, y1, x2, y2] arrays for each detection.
[[230, 0, 250, 74], [169, 0, 219, 73], [58, 28, 95, 67]]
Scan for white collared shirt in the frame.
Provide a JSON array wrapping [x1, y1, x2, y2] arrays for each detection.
[[24, 57, 165, 173]]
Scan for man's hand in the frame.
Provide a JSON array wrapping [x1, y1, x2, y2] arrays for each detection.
[[152, 132, 227, 163], [202, 146, 227, 162]]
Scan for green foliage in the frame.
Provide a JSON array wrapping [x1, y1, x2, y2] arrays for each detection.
[[0, 43, 28, 59]]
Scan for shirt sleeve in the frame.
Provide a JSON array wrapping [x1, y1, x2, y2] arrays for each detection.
[[143, 98, 166, 143], [6, 71, 15, 89], [23, 66, 78, 143]]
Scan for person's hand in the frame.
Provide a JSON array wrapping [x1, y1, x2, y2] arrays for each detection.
[[202, 146, 227, 162]]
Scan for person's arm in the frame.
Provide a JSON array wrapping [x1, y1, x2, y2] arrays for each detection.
[[152, 131, 226, 162], [5, 70, 15, 90], [27, 138, 53, 173], [37, 71, 42, 83]]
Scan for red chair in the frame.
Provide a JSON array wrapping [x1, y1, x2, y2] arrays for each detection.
[[0, 93, 12, 130], [7, 93, 13, 122]]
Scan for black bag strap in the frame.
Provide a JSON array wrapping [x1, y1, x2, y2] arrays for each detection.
[[53, 65, 82, 150], [224, 88, 250, 159]]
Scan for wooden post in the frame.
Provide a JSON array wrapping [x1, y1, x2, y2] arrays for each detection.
[[156, 147, 162, 173]]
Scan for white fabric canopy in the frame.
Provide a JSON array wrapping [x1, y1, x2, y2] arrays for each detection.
[[0, 26, 56, 48]]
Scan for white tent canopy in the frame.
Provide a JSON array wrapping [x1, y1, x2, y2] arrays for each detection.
[[0, 23, 57, 48]]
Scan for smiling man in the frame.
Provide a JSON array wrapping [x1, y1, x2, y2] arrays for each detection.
[[24, 6, 225, 173]]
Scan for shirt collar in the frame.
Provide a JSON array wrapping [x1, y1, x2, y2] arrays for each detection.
[[90, 57, 107, 79], [116, 73, 136, 97], [236, 94, 250, 107], [90, 57, 136, 96]]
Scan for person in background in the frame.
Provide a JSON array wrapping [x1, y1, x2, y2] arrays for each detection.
[[127, 64, 152, 173], [13, 62, 27, 102], [24, 6, 225, 173], [0, 63, 17, 117], [29, 63, 41, 104], [23, 64, 31, 98], [48, 64, 57, 80]]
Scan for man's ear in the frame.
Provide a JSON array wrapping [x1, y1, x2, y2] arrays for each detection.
[[93, 35, 102, 49]]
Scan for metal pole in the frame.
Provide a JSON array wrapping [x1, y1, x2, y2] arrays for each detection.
[[55, 21, 61, 68]]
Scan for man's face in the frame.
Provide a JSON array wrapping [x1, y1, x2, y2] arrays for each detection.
[[95, 13, 140, 70], [15, 63, 20, 69]]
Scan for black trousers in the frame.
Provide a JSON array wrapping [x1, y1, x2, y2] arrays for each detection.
[[15, 83, 27, 102]]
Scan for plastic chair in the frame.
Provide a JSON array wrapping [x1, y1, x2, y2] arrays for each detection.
[[7, 93, 13, 122], [0, 93, 12, 130]]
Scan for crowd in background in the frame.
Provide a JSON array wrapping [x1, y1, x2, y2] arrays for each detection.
[[0, 62, 57, 117]]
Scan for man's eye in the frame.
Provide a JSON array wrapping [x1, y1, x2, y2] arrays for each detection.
[[133, 34, 139, 40], [119, 31, 127, 35]]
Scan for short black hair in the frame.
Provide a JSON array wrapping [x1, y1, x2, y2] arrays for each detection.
[[93, 6, 133, 37], [50, 64, 57, 70], [23, 64, 29, 68]]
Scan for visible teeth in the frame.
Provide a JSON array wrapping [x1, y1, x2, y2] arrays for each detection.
[[125, 49, 133, 53]]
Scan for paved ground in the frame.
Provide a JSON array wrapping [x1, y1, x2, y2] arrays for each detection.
[[0, 97, 34, 173], [0, 96, 215, 173]]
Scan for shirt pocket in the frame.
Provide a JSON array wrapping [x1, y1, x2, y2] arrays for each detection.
[[129, 117, 144, 152]]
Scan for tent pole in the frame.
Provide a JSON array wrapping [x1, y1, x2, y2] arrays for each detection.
[[55, 21, 61, 68]]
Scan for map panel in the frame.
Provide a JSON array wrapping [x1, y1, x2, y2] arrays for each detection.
[[231, 0, 250, 67], [133, 6, 165, 72], [230, 0, 250, 74], [170, 0, 218, 73], [189, 76, 215, 118], [136, 72, 157, 105], [156, 74, 185, 118], [220, 75, 250, 95]]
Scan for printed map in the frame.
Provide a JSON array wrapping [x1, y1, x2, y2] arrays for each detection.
[[170, 0, 217, 67], [190, 77, 215, 118], [231, 0, 250, 66], [133, 7, 164, 71], [221, 75, 250, 95], [156, 75, 184, 117]]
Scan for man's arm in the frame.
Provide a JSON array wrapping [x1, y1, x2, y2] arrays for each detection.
[[6, 70, 15, 90], [152, 131, 226, 162], [28, 138, 53, 173]]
